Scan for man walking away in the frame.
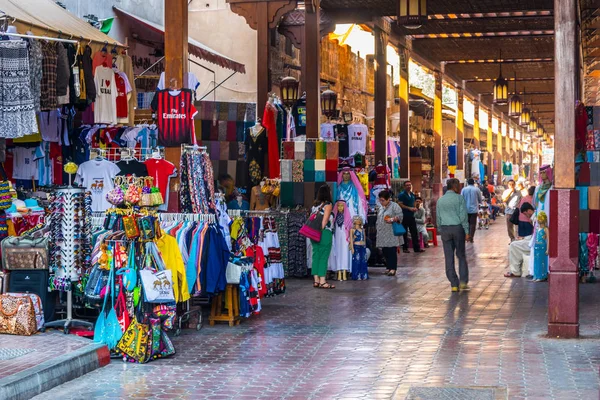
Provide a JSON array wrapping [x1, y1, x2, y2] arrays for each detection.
[[461, 178, 483, 243], [502, 180, 521, 243], [398, 181, 423, 254], [437, 178, 471, 292]]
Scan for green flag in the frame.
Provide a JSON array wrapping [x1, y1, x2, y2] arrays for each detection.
[[100, 18, 114, 34]]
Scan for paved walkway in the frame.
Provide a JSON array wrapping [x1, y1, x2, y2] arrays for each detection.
[[33, 218, 600, 400]]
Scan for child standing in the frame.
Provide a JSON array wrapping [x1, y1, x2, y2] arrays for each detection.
[[533, 211, 549, 282], [350, 216, 368, 280]]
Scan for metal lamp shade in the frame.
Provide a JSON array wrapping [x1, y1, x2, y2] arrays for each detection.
[[537, 124, 544, 138], [321, 89, 338, 118], [528, 116, 538, 133], [280, 76, 299, 108], [508, 95, 522, 117], [519, 108, 531, 127], [397, 0, 427, 29], [493, 76, 508, 105]]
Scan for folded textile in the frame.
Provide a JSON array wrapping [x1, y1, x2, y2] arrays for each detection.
[[228, 103, 239, 121], [327, 141, 339, 160], [292, 182, 304, 206], [590, 210, 600, 234], [593, 163, 600, 186], [238, 142, 245, 161], [212, 160, 220, 178], [315, 171, 326, 182], [295, 141, 306, 153], [230, 142, 238, 160], [316, 141, 327, 159], [236, 121, 245, 142], [315, 159, 326, 171], [579, 162, 591, 186], [218, 121, 227, 141], [219, 103, 229, 121], [304, 159, 315, 181], [281, 160, 293, 182], [202, 120, 212, 141], [578, 186, 589, 210], [283, 142, 295, 160], [210, 121, 219, 141], [220, 142, 229, 160], [589, 186, 600, 210], [295, 151, 305, 160], [210, 141, 220, 160], [281, 182, 294, 207], [305, 141, 316, 160], [227, 160, 237, 180], [580, 210, 590, 233], [292, 160, 304, 182], [304, 182, 315, 208], [227, 121, 237, 141], [328, 182, 337, 202]]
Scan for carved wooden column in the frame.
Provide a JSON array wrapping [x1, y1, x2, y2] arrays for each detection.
[[456, 85, 465, 171], [228, 0, 297, 118], [304, 0, 321, 139], [473, 95, 480, 149], [399, 47, 410, 179], [487, 106, 493, 182], [433, 69, 443, 197], [549, 0, 579, 338], [496, 114, 502, 184], [374, 20, 389, 163], [164, 0, 188, 88]]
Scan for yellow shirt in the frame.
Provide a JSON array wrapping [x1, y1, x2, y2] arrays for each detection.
[[156, 232, 190, 303], [357, 171, 369, 196]]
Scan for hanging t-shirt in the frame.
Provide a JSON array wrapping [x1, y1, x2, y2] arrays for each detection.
[[50, 142, 63, 186], [115, 71, 131, 120], [94, 67, 118, 124], [336, 124, 349, 158], [348, 124, 367, 156], [144, 158, 176, 200], [38, 110, 61, 143], [75, 159, 120, 212], [12, 147, 39, 180], [92, 51, 112, 75], [320, 123, 335, 141], [292, 98, 307, 137], [35, 142, 51, 186], [116, 159, 148, 177], [156, 72, 200, 93], [151, 89, 197, 146]]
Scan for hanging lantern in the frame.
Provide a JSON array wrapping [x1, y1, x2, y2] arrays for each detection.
[[537, 124, 544, 138], [519, 88, 530, 127], [321, 89, 338, 119], [397, 0, 427, 29], [493, 50, 508, 105], [528, 116, 538, 133], [280, 76, 299, 108], [508, 72, 522, 117]]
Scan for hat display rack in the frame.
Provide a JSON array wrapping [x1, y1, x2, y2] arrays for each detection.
[[44, 187, 94, 334]]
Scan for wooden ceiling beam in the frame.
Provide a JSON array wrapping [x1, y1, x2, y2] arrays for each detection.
[[465, 77, 554, 83], [444, 58, 553, 65], [410, 31, 554, 39]]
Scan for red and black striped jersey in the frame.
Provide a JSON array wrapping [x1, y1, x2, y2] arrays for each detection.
[[151, 89, 197, 146]]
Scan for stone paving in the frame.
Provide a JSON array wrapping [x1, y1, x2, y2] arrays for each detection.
[[33, 219, 600, 400]]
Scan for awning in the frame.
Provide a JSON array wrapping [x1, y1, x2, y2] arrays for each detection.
[[113, 7, 246, 74], [0, 0, 125, 47]]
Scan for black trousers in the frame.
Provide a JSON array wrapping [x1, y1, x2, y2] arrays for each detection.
[[441, 225, 469, 287], [381, 247, 398, 271], [468, 213, 478, 239], [402, 215, 420, 251]]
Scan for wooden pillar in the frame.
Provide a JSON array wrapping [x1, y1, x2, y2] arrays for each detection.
[[548, 0, 579, 338], [456, 85, 465, 171], [399, 47, 410, 179], [256, 2, 269, 119], [487, 106, 493, 181], [497, 115, 502, 184], [164, 0, 189, 89], [473, 95, 480, 148], [374, 24, 389, 163], [433, 69, 443, 196], [304, 4, 321, 139]]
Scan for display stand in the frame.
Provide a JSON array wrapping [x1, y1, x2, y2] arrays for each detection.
[[45, 187, 93, 334]]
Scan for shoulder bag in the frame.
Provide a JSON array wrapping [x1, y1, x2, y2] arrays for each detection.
[[299, 205, 324, 242], [509, 207, 520, 225], [1, 236, 48, 270], [392, 222, 406, 236], [139, 242, 175, 303]]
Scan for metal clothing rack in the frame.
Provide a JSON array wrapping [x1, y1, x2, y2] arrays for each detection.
[[158, 213, 216, 224]]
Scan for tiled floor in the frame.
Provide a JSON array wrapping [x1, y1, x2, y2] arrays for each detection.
[[33, 218, 600, 399]]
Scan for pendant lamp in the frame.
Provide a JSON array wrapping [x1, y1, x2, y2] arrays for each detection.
[[519, 88, 531, 127], [397, 0, 427, 29], [508, 72, 522, 117], [528, 115, 538, 133], [537, 124, 544, 138], [280, 76, 299, 108], [493, 50, 508, 105]]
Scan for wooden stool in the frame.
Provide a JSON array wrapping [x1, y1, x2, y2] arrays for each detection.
[[426, 227, 438, 247], [209, 284, 240, 327]]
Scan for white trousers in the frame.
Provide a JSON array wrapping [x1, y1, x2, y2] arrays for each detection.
[[509, 236, 532, 276]]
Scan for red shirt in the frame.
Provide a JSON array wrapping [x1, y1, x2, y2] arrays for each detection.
[[151, 89, 197, 147], [144, 158, 176, 200], [115, 73, 128, 118], [50, 142, 63, 186]]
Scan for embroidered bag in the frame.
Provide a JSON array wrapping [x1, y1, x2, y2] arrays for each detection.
[[116, 244, 137, 291], [93, 253, 124, 350], [0, 294, 37, 335], [116, 316, 151, 363]]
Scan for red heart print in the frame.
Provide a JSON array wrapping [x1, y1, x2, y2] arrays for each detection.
[[105, 80, 111, 87], [357, 131, 362, 136]]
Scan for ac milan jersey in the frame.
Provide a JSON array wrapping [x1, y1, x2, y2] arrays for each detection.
[[151, 89, 197, 146]]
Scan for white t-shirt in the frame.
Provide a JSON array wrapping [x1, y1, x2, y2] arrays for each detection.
[[320, 123, 335, 141], [157, 72, 200, 93], [12, 147, 39, 180], [348, 123, 367, 156], [75, 159, 121, 212], [94, 67, 118, 124]]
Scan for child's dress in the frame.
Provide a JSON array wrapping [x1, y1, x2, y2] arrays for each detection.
[[351, 229, 368, 280], [329, 217, 351, 272], [533, 228, 548, 280]]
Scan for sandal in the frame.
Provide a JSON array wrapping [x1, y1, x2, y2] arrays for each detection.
[[319, 282, 336, 289], [503, 272, 521, 278], [384, 270, 391, 275], [388, 270, 396, 276], [313, 282, 320, 288]]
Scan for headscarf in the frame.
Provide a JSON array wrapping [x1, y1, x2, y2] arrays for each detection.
[[337, 168, 368, 219], [536, 165, 553, 205], [333, 200, 352, 240]]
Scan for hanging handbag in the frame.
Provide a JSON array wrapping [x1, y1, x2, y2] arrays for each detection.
[[139, 242, 175, 303], [225, 261, 243, 284], [152, 303, 177, 330], [116, 244, 137, 291], [93, 254, 124, 350], [0, 294, 38, 335], [124, 177, 142, 205], [392, 222, 406, 236], [299, 205, 324, 242], [106, 176, 125, 206], [115, 315, 151, 363], [138, 216, 156, 240], [123, 215, 140, 239], [114, 279, 131, 333], [1, 236, 48, 270], [6, 293, 44, 331], [0, 180, 12, 210]]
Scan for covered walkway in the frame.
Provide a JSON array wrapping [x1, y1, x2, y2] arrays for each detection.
[[34, 220, 600, 399]]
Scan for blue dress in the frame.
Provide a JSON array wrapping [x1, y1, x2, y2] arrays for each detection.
[[533, 228, 548, 280], [351, 229, 368, 280]]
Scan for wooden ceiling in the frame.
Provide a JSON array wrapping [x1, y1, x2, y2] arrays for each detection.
[[320, 0, 557, 134]]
